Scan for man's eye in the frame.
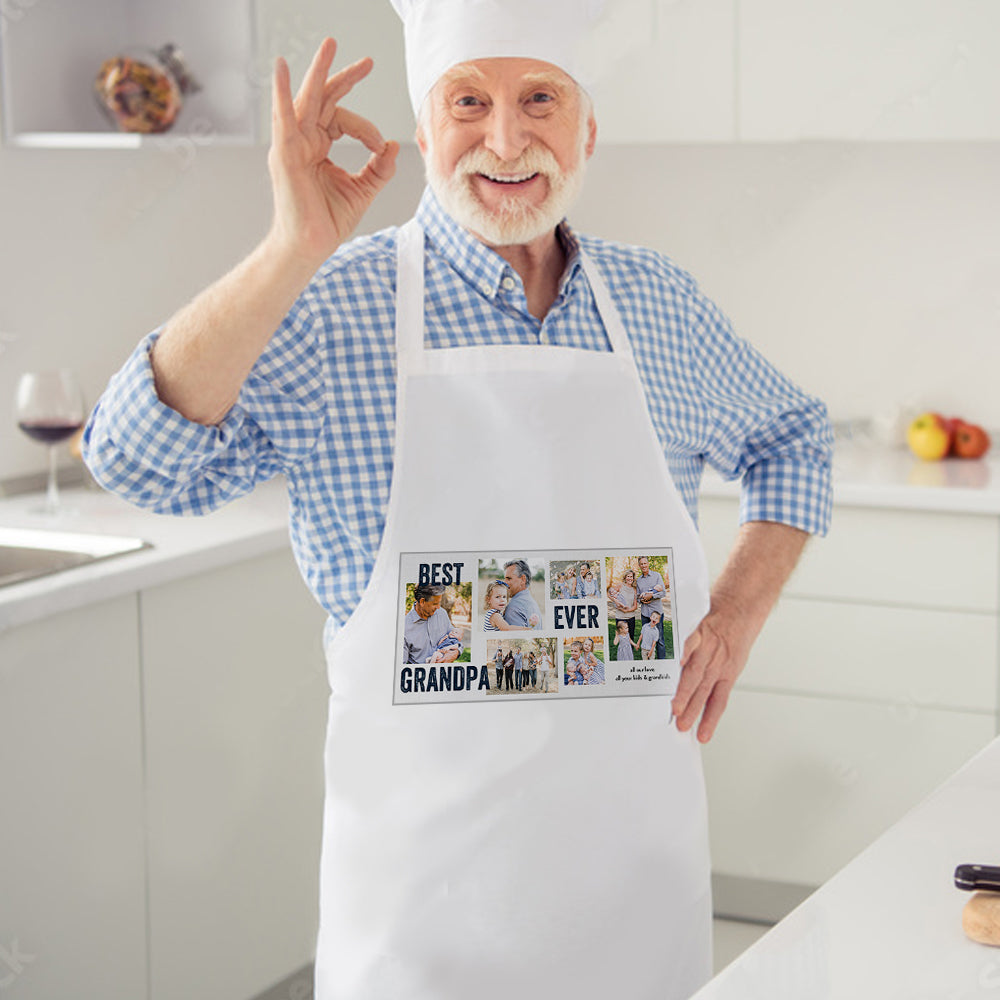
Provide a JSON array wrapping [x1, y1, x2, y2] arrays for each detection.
[[528, 92, 554, 104], [456, 96, 482, 107]]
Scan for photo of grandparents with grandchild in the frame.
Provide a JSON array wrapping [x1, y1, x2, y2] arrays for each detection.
[[401, 581, 473, 664], [549, 558, 601, 600], [605, 555, 673, 661]]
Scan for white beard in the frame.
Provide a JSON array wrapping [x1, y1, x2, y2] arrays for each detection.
[[424, 138, 587, 247]]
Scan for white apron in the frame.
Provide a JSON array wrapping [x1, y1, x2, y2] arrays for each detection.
[[315, 220, 714, 999]]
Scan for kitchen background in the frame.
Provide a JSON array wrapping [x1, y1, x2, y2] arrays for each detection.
[[1, 0, 999, 485], [2, 2, 999, 997]]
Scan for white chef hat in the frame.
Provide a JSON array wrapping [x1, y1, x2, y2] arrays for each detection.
[[389, 0, 606, 117]]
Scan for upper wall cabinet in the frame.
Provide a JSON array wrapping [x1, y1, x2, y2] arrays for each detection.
[[739, 0, 1000, 140], [257, 0, 736, 146], [0, 0, 257, 147], [586, 0, 736, 143], [257, 0, 413, 145]]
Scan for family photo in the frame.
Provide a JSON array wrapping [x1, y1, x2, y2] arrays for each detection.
[[562, 635, 605, 685], [549, 558, 602, 600], [478, 556, 546, 631], [605, 555, 674, 661], [486, 638, 557, 695], [401, 580, 473, 664]]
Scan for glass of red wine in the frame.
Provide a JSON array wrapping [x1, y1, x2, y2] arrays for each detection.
[[15, 369, 86, 514]]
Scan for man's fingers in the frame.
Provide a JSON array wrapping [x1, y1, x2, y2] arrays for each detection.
[[672, 626, 707, 716], [695, 681, 732, 744], [680, 624, 704, 668], [323, 106, 387, 155], [318, 57, 376, 123], [295, 37, 338, 126], [271, 57, 296, 138], [671, 659, 707, 728]]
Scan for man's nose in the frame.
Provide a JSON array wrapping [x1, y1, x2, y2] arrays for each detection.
[[483, 103, 530, 162]]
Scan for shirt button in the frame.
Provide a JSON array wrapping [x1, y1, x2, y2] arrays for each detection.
[[479, 280, 492, 296], [501, 276, 516, 291], [539, 329, 550, 344]]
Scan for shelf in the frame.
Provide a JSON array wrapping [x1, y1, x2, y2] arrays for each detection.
[[0, 0, 258, 148]]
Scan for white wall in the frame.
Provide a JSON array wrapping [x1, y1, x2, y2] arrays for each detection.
[[1, 104, 998, 481]]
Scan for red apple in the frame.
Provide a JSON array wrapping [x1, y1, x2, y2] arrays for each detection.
[[953, 421, 991, 459]]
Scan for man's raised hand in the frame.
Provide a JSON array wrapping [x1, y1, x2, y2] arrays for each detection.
[[267, 38, 400, 267]]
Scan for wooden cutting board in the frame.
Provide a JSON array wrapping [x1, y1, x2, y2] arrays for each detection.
[[964, 892, 1000, 945]]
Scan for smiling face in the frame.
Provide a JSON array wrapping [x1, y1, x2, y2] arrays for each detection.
[[415, 595, 442, 620], [504, 564, 528, 596], [417, 57, 596, 247], [638, 557, 650, 576]]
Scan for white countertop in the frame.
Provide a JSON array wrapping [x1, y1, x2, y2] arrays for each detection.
[[0, 479, 293, 631], [3, 441, 999, 631], [701, 441, 1000, 515], [694, 734, 1000, 999]]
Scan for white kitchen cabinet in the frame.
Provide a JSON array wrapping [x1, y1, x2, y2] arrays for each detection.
[[584, 0, 736, 143], [139, 548, 328, 1000], [259, 0, 736, 145], [739, 0, 1000, 140], [698, 495, 999, 894], [0, 595, 147, 1000], [0, 0, 257, 147]]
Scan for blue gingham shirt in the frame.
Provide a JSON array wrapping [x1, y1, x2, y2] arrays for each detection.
[[84, 187, 833, 625]]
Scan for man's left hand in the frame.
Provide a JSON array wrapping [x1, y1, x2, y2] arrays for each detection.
[[670, 520, 810, 743], [672, 608, 752, 743]]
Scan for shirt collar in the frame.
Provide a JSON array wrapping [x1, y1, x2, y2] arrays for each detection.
[[414, 186, 584, 302]]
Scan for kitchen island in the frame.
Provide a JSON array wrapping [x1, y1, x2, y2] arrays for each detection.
[[693, 733, 1000, 998]]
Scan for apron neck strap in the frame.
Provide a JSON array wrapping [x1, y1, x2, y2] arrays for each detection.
[[578, 249, 635, 361], [395, 218, 634, 363], [395, 219, 427, 370]]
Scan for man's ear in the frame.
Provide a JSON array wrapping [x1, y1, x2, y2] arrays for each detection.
[[585, 113, 597, 159]]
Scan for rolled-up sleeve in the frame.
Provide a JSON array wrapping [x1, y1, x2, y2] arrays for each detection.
[[689, 291, 833, 537], [83, 295, 328, 515]]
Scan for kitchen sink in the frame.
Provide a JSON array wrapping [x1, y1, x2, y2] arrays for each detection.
[[0, 527, 151, 588]]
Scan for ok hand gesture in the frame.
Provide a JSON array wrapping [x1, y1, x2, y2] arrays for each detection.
[[268, 38, 400, 267]]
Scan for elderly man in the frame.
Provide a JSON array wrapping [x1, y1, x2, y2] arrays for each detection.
[[503, 558, 543, 629], [83, 1, 832, 997], [637, 554, 668, 658], [401, 583, 463, 663]]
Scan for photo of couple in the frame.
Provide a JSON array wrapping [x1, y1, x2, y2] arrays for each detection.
[[549, 558, 601, 600], [605, 555, 674, 661], [486, 638, 556, 695], [401, 580, 473, 664], [478, 556, 545, 631]]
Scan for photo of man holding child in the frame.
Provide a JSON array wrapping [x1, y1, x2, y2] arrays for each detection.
[[605, 555, 674, 662], [401, 581, 472, 664], [478, 557, 545, 631]]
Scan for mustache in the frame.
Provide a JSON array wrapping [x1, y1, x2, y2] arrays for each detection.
[[454, 145, 561, 179]]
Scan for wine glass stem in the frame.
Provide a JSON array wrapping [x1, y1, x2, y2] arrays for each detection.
[[46, 445, 60, 513]]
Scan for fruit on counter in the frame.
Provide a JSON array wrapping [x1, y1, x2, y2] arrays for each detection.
[[953, 421, 991, 459], [906, 412, 992, 461], [906, 412, 951, 460]]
